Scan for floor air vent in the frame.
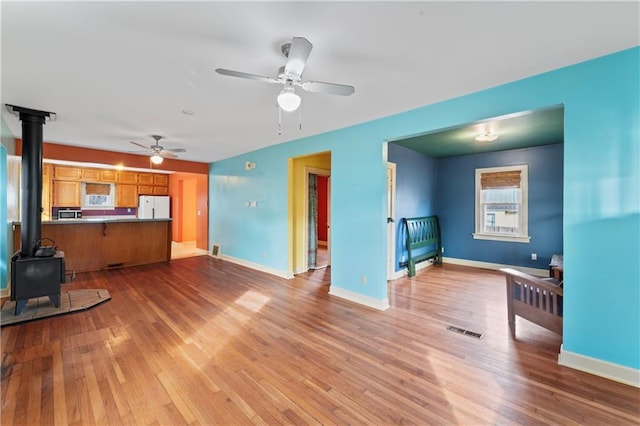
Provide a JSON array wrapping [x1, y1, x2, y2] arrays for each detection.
[[211, 244, 221, 257], [447, 325, 483, 339]]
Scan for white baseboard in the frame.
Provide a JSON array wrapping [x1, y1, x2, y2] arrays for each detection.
[[559, 345, 640, 388], [388, 260, 433, 280], [329, 286, 389, 311], [211, 253, 294, 280], [442, 257, 548, 277]]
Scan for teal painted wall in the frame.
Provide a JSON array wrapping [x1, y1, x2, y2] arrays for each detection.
[[1, 115, 16, 291], [210, 47, 639, 370]]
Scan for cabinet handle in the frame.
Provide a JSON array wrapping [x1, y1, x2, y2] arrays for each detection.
[[103, 223, 107, 236]]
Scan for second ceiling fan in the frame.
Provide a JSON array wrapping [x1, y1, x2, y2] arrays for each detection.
[[215, 37, 355, 112]]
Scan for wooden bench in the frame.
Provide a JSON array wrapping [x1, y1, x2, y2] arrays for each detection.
[[402, 215, 442, 277], [501, 268, 563, 337]]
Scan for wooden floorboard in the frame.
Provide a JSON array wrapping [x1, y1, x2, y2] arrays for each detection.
[[2, 257, 639, 425]]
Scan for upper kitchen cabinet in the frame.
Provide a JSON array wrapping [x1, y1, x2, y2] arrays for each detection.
[[154, 174, 169, 186], [138, 173, 154, 185], [52, 180, 81, 207], [42, 163, 52, 220], [82, 168, 101, 181], [116, 184, 138, 207], [53, 165, 82, 180], [100, 170, 118, 182], [118, 171, 138, 184]]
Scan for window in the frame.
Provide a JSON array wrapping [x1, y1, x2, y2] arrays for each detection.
[[473, 164, 530, 243], [82, 182, 115, 209]]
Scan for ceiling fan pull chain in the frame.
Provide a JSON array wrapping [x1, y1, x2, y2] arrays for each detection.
[[299, 104, 302, 131], [278, 106, 282, 136]]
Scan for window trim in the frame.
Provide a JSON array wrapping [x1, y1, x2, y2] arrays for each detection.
[[473, 164, 531, 243]]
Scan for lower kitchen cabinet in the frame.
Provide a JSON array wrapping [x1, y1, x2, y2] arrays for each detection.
[[13, 219, 171, 273], [102, 221, 171, 267]]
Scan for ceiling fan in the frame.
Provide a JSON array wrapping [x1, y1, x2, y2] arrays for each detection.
[[215, 37, 355, 112], [129, 135, 186, 164]]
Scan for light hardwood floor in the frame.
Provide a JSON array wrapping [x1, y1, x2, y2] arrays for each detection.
[[2, 258, 638, 425]]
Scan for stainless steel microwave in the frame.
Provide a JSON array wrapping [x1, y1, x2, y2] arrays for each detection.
[[58, 209, 82, 220]]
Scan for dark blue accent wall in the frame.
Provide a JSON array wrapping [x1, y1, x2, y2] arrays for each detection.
[[388, 143, 438, 271], [437, 143, 563, 268], [390, 143, 563, 271]]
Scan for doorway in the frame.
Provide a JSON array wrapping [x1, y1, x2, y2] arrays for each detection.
[[288, 151, 331, 275], [306, 168, 330, 270]]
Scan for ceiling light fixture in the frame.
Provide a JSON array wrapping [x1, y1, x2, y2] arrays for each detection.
[[475, 131, 499, 142], [277, 86, 301, 112], [150, 153, 163, 164]]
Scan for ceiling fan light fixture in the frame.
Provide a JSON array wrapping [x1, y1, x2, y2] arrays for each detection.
[[150, 153, 164, 164], [475, 131, 499, 142], [277, 87, 301, 112]]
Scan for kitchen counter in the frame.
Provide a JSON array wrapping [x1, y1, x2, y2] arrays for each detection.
[[13, 219, 172, 273], [14, 217, 172, 225]]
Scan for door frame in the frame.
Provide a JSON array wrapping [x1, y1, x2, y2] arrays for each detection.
[[387, 162, 397, 280]]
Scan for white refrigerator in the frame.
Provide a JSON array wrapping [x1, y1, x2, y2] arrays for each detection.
[[138, 195, 170, 219]]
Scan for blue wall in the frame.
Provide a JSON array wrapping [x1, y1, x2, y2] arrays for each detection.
[[210, 47, 639, 371], [438, 144, 563, 268], [388, 143, 438, 271]]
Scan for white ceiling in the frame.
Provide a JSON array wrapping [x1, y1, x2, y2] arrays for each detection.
[[2, 1, 638, 164]]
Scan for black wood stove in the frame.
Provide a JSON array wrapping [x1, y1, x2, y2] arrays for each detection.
[[7, 105, 65, 315]]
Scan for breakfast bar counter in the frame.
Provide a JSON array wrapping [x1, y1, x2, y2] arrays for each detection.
[[13, 218, 172, 273]]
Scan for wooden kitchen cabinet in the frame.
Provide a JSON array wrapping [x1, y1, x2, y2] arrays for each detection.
[[82, 168, 101, 181], [138, 173, 154, 185], [154, 174, 169, 186], [53, 165, 82, 180], [102, 221, 171, 268], [116, 184, 138, 207], [118, 171, 138, 184], [52, 180, 81, 207], [153, 186, 169, 196], [137, 185, 154, 195], [100, 169, 118, 182], [42, 163, 52, 221]]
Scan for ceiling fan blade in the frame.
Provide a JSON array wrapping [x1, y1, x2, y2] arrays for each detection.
[[284, 37, 312, 77], [160, 151, 179, 159], [300, 80, 355, 96], [128, 150, 150, 154], [130, 141, 150, 149], [215, 68, 279, 84], [164, 148, 186, 153]]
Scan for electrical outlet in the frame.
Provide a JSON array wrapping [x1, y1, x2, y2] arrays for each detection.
[[361, 275, 367, 285], [249, 201, 257, 207], [441, 247, 445, 253], [531, 253, 537, 261]]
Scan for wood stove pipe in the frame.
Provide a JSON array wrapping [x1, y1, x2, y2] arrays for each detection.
[[6, 105, 54, 257]]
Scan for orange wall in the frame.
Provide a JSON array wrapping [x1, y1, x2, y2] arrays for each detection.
[[16, 139, 208, 174], [169, 172, 208, 250], [182, 179, 197, 241]]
